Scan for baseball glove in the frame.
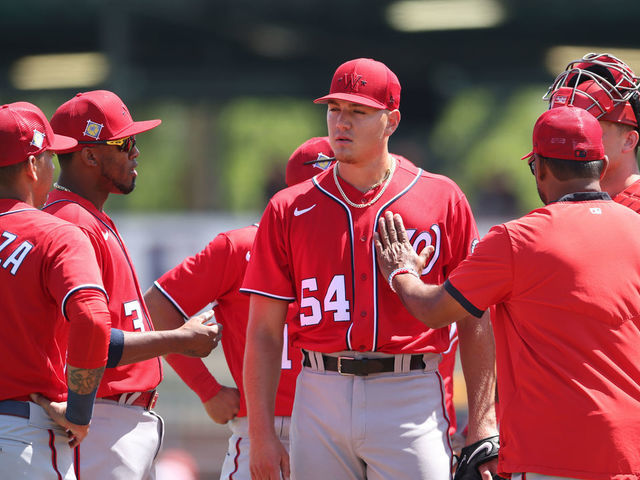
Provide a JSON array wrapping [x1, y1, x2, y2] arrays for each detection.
[[454, 435, 503, 480]]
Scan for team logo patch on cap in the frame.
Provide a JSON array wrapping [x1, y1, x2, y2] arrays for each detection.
[[339, 74, 366, 93], [553, 95, 568, 106], [84, 120, 103, 139], [313, 153, 333, 171], [30, 129, 45, 149]]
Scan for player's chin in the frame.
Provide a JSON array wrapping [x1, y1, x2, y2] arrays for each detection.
[[114, 179, 136, 195]]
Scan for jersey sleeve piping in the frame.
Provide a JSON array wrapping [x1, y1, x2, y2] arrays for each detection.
[[443, 279, 484, 318], [62, 284, 109, 320], [238, 288, 295, 302], [153, 281, 189, 319]]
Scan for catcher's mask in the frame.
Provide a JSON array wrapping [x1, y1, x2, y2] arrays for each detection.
[[544, 53, 640, 129]]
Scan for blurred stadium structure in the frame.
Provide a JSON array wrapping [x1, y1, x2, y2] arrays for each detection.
[[3, 0, 640, 476]]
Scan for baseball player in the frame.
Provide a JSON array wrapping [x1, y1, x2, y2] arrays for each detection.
[[241, 58, 498, 480], [376, 106, 640, 479], [0, 102, 110, 479], [545, 53, 640, 211], [143, 136, 335, 480], [40, 90, 208, 480], [299, 137, 463, 445]]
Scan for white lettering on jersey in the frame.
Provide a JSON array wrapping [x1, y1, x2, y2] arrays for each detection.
[[0, 231, 17, 255], [590, 207, 602, 215], [300, 275, 351, 326], [2, 241, 33, 275], [300, 278, 322, 326], [281, 324, 292, 370], [324, 275, 350, 321], [124, 299, 145, 331]]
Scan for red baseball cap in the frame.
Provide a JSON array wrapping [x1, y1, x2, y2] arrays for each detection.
[[522, 106, 604, 161], [314, 58, 401, 110], [286, 136, 335, 187], [0, 102, 77, 167], [51, 90, 161, 153]]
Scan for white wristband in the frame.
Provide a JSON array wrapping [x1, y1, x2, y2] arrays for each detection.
[[388, 267, 420, 293]]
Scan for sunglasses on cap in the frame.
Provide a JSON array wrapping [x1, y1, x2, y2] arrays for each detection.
[[78, 136, 136, 153]]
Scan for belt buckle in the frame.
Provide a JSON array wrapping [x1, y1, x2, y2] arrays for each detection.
[[337, 356, 355, 376], [146, 391, 158, 410]]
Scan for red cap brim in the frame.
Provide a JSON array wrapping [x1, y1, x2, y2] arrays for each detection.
[[520, 151, 534, 161], [110, 119, 162, 139], [49, 133, 78, 153], [314, 93, 387, 110]]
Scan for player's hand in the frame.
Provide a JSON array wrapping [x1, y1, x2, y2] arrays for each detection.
[[250, 433, 290, 480], [203, 386, 241, 424], [374, 211, 433, 280], [29, 393, 89, 448], [178, 310, 222, 357]]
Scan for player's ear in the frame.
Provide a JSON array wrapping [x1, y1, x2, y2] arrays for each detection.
[[600, 155, 610, 180], [25, 155, 38, 181], [80, 147, 98, 166], [385, 110, 401, 136], [623, 128, 639, 153]]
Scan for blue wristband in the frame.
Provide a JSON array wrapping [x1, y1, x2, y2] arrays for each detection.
[[107, 328, 124, 368], [65, 388, 98, 425]]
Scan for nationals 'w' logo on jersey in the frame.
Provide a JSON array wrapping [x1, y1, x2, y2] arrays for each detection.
[[406, 225, 442, 275]]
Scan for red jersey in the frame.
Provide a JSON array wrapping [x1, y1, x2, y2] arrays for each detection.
[[44, 190, 162, 396], [242, 159, 479, 354], [446, 192, 640, 479], [613, 178, 640, 213], [154, 225, 300, 417], [0, 199, 107, 402]]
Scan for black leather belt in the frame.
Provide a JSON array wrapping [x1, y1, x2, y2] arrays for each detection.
[[0, 400, 30, 419], [302, 350, 425, 376]]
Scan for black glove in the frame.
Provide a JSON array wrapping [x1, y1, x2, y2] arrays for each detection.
[[454, 435, 502, 480]]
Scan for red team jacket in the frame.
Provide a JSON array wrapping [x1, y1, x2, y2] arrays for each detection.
[[241, 159, 479, 356], [155, 225, 300, 417], [446, 192, 640, 479], [0, 199, 107, 403], [44, 190, 162, 397]]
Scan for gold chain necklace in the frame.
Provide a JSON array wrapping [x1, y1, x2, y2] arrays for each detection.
[[333, 156, 396, 208], [53, 182, 71, 192]]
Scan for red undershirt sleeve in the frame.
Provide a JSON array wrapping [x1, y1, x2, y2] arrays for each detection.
[[66, 288, 111, 369]]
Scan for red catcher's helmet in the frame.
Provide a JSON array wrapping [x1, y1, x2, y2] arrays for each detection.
[[544, 53, 640, 128]]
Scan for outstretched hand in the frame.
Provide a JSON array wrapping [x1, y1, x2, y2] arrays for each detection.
[[374, 211, 434, 281], [178, 310, 223, 357], [29, 393, 89, 448]]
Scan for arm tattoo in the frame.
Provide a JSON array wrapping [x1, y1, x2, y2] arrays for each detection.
[[67, 366, 106, 395]]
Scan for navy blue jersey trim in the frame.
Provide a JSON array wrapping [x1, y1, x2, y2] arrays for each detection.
[[444, 279, 484, 318], [370, 168, 422, 350], [313, 176, 356, 351], [554, 191, 611, 203]]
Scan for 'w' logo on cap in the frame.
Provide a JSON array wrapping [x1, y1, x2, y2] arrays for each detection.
[[339, 74, 366, 93]]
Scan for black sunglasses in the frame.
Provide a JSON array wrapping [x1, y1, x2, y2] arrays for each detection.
[[528, 159, 536, 175], [78, 136, 136, 154]]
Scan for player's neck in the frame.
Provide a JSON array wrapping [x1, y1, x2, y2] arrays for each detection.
[[55, 174, 108, 211], [336, 152, 394, 193], [600, 156, 640, 197]]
